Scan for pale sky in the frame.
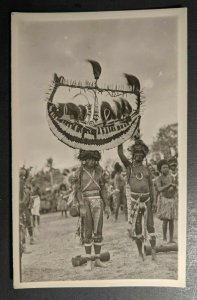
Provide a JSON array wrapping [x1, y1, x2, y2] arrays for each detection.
[[14, 14, 178, 171]]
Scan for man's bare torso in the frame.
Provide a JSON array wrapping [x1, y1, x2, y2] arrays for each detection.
[[128, 165, 150, 194]]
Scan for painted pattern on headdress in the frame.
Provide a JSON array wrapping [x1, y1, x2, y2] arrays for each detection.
[[46, 60, 143, 150]]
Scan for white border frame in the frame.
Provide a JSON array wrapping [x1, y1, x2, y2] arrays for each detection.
[[12, 8, 187, 289]]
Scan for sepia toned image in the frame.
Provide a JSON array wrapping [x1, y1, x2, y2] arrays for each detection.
[[12, 8, 187, 288]]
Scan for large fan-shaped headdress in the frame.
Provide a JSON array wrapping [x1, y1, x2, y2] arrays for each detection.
[[46, 60, 143, 151]]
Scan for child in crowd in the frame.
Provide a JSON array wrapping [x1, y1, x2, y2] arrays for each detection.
[[31, 186, 41, 228], [58, 184, 70, 218], [156, 160, 177, 243]]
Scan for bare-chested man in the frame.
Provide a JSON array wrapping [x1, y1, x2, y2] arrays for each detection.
[[118, 139, 157, 261]]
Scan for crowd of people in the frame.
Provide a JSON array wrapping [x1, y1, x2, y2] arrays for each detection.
[[67, 139, 178, 269], [19, 175, 41, 255], [19, 138, 178, 270]]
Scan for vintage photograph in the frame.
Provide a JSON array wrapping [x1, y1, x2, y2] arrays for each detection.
[[12, 9, 187, 288]]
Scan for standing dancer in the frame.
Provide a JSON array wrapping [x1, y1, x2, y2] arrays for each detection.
[[118, 139, 157, 261], [72, 150, 110, 270]]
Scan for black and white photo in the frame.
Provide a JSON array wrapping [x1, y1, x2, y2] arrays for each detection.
[[12, 8, 187, 288]]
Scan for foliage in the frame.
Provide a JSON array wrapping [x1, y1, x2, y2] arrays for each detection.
[[20, 158, 65, 194], [151, 123, 178, 158], [46, 157, 53, 169]]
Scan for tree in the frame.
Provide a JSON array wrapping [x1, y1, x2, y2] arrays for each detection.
[[46, 157, 53, 169], [46, 157, 54, 187], [151, 123, 178, 158]]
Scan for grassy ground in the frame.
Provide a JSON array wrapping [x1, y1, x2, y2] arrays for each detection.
[[22, 211, 178, 282]]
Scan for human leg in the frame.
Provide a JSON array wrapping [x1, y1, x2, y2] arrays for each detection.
[[25, 209, 34, 244], [162, 220, 168, 241], [80, 216, 85, 245], [169, 219, 175, 243], [109, 195, 114, 215], [114, 192, 121, 221], [92, 202, 106, 268], [122, 192, 128, 221], [146, 201, 157, 261], [84, 201, 93, 270], [135, 210, 144, 260], [32, 215, 36, 228]]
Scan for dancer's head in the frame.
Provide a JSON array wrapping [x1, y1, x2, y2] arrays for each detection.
[[128, 139, 149, 162], [77, 150, 101, 168]]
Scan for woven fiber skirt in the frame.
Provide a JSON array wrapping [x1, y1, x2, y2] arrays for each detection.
[[157, 196, 175, 220]]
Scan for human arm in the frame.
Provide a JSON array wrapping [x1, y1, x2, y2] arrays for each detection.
[[70, 168, 82, 205], [114, 174, 120, 191], [100, 183, 110, 219], [156, 177, 173, 193], [62, 190, 71, 201], [100, 177, 109, 208], [99, 168, 110, 218]]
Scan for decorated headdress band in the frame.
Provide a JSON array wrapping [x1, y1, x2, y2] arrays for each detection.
[[77, 150, 101, 161], [128, 138, 149, 157]]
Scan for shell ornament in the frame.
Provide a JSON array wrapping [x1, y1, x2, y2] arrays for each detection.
[[46, 60, 142, 151]]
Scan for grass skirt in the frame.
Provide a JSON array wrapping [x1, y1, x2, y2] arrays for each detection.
[[157, 196, 175, 220]]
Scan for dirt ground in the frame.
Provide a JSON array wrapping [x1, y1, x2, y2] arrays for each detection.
[[22, 211, 178, 282]]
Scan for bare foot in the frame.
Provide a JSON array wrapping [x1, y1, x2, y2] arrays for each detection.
[[138, 253, 145, 262], [151, 250, 158, 263], [30, 238, 35, 245], [94, 259, 107, 268], [85, 260, 92, 271], [168, 240, 176, 244]]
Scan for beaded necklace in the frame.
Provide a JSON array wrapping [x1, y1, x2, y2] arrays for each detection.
[[132, 163, 144, 181]]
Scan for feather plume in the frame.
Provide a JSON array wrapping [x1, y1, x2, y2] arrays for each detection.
[[86, 59, 102, 80], [124, 74, 140, 95], [54, 73, 59, 83]]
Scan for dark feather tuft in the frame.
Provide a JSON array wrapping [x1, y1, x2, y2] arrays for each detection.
[[124, 73, 140, 95], [54, 73, 59, 83], [86, 60, 102, 80]]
